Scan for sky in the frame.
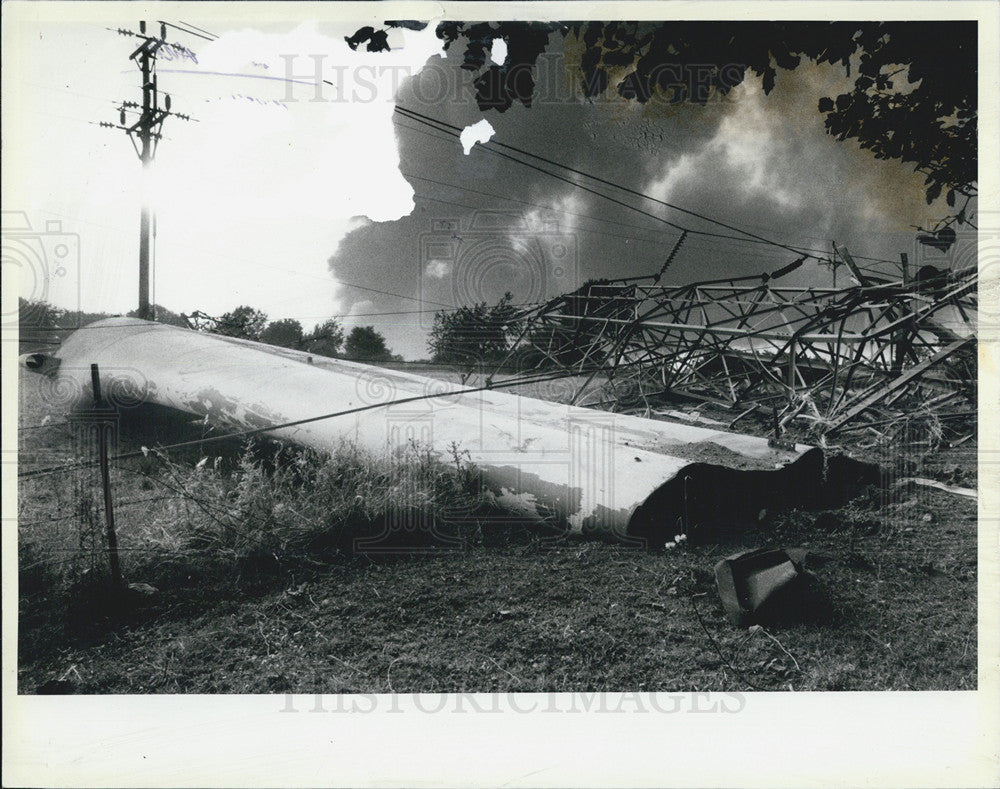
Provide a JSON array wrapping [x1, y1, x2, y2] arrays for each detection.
[[3, 9, 971, 359]]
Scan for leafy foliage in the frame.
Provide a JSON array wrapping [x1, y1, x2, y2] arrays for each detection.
[[428, 292, 518, 365], [18, 296, 62, 325], [150, 442, 487, 573], [303, 318, 345, 358], [814, 24, 976, 210], [344, 325, 395, 362], [18, 297, 63, 349], [127, 304, 190, 328], [260, 318, 305, 349], [18, 439, 494, 660], [344, 26, 390, 52], [211, 305, 269, 341], [437, 22, 556, 112], [194, 310, 347, 355], [19, 299, 189, 349]]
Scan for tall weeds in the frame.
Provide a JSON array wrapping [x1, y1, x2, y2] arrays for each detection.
[[18, 439, 495, 653]]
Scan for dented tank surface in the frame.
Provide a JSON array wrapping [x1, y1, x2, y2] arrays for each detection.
[[23, 318, 821, 542], [211, 332, 814, 461]]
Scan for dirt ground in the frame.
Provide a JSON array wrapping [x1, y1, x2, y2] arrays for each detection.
[[16, 369, 978, 693]]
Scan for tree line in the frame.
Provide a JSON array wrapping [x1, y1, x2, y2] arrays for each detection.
[[21, 288, 631, 371], [426, 283, 628, 370], [194, 305, 397, 362], [17, 298, 399, 363], [19, 290, 602, 370]]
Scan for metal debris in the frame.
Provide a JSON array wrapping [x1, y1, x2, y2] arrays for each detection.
[[491, 263, 976, 443]]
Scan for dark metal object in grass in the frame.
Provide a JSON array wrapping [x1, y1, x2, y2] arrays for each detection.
[[714, 548, 813, 626]]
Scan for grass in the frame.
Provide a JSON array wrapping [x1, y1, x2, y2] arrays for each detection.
[[18, 372, 500, 661], [16, 369, 978, 693]]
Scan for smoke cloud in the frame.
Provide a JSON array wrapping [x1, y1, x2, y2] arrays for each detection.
[[325, 33, 960, 359]]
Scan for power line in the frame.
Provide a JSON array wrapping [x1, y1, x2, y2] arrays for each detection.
[[399, 106, 811, 256], [17, 364, 633, 480], [144, 22, 906, 272], [178, 20, 220, 40], [401, 168, 882, 269], [75, 22, 903, 328], [394, 106, 817, 259], [158, 20, 216, 43], [402, 107, 821, 263], [101, 22, 195, 322], [19, 421, 72, 432], [400, 167, 669, 242], [410, 191, 666, 248], [398, 108, 691, 241], [329, 281, 455, 309], [139, 26, 900, 272], [394, 106, 905, 269]]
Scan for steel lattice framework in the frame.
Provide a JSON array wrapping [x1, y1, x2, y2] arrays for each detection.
[[493, 263, 977, 440]]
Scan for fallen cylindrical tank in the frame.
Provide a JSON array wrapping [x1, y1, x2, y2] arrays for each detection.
[[22, 318, 875, 545]]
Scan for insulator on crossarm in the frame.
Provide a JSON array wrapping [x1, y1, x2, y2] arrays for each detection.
[[653, 230, 688, 283]]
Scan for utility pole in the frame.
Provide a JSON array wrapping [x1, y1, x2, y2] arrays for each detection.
[[101, 21, 193, 321], [826, 241, 841, 289], [831, 242, 869, 288]]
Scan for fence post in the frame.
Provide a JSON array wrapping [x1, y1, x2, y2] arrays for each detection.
[[91, 363, 123, 589]]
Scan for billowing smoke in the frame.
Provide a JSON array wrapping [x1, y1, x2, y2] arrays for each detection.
[[328, 34, 960, 359]]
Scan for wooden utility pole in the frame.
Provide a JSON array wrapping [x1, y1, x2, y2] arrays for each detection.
[[102, 22, 192, 321]]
